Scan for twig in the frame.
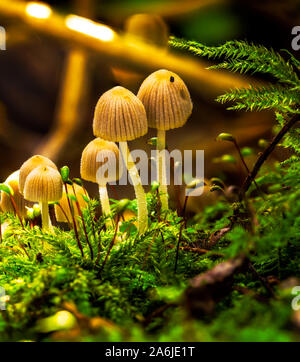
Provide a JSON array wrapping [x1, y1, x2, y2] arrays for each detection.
[[232, 285, 268, 303], [232, 139, 264, 199], [208, 226, 232, 248], [0, 245, 23, 255], [0, 0, 250, 100], [143, 303, 176, 327], [18, 242, 30, 260], [0, 267, 17, 278], [248, 261, 276, 298], [168, 243, 224, 257], [240, 114, 300, 199]]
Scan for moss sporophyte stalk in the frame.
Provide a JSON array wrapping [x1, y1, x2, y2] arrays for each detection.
[[1, 38, 300, 342]]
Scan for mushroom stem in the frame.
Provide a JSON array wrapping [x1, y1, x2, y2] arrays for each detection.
[[40, 201, 53, 232], [98, 185, 113, 228], [157, 129, 169, 212], [119, 141, 148, 234]]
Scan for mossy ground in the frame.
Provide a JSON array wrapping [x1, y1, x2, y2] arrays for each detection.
[[0, 155, 300, 342]]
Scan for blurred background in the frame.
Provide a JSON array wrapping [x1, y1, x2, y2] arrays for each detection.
[[0, 0, 299, 212]]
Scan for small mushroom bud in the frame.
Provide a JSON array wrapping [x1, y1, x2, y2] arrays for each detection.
[[24, 165, 63, 231], [19, 155, 57, 195], [0, 170, 32, 218], [81, 137, 123, 228]]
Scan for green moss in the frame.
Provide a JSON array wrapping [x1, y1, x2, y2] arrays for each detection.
[[1, 39, 300, 342]]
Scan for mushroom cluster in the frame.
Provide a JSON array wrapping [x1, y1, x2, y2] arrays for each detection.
[[1, 68, 192, 239], [79, 70, 192, 234]]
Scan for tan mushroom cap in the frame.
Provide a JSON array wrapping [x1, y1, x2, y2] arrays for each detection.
[[93, 86, 148, 142], [55, 183, 86, 224], [24, 165, 63, 203], [137, 69, 193, 131], [0, 170, 32, 218], [81, 138, 123, 185], [125, 14, 169, 48], [19, 155, 57, 195]]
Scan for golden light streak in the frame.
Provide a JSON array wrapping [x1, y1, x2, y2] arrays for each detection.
[[0, 0, 252, 98], [65, 15, 115, 42], [25, 2, 52, 19]]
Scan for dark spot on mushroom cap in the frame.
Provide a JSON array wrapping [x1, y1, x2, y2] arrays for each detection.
[[180, 88, 188, 100], [170, 76, 174, 83]]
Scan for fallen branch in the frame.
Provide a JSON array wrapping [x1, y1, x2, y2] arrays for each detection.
[[0, 0, 251, 99], [240, 113, 300, 198], [184, 255, 247, 316]]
